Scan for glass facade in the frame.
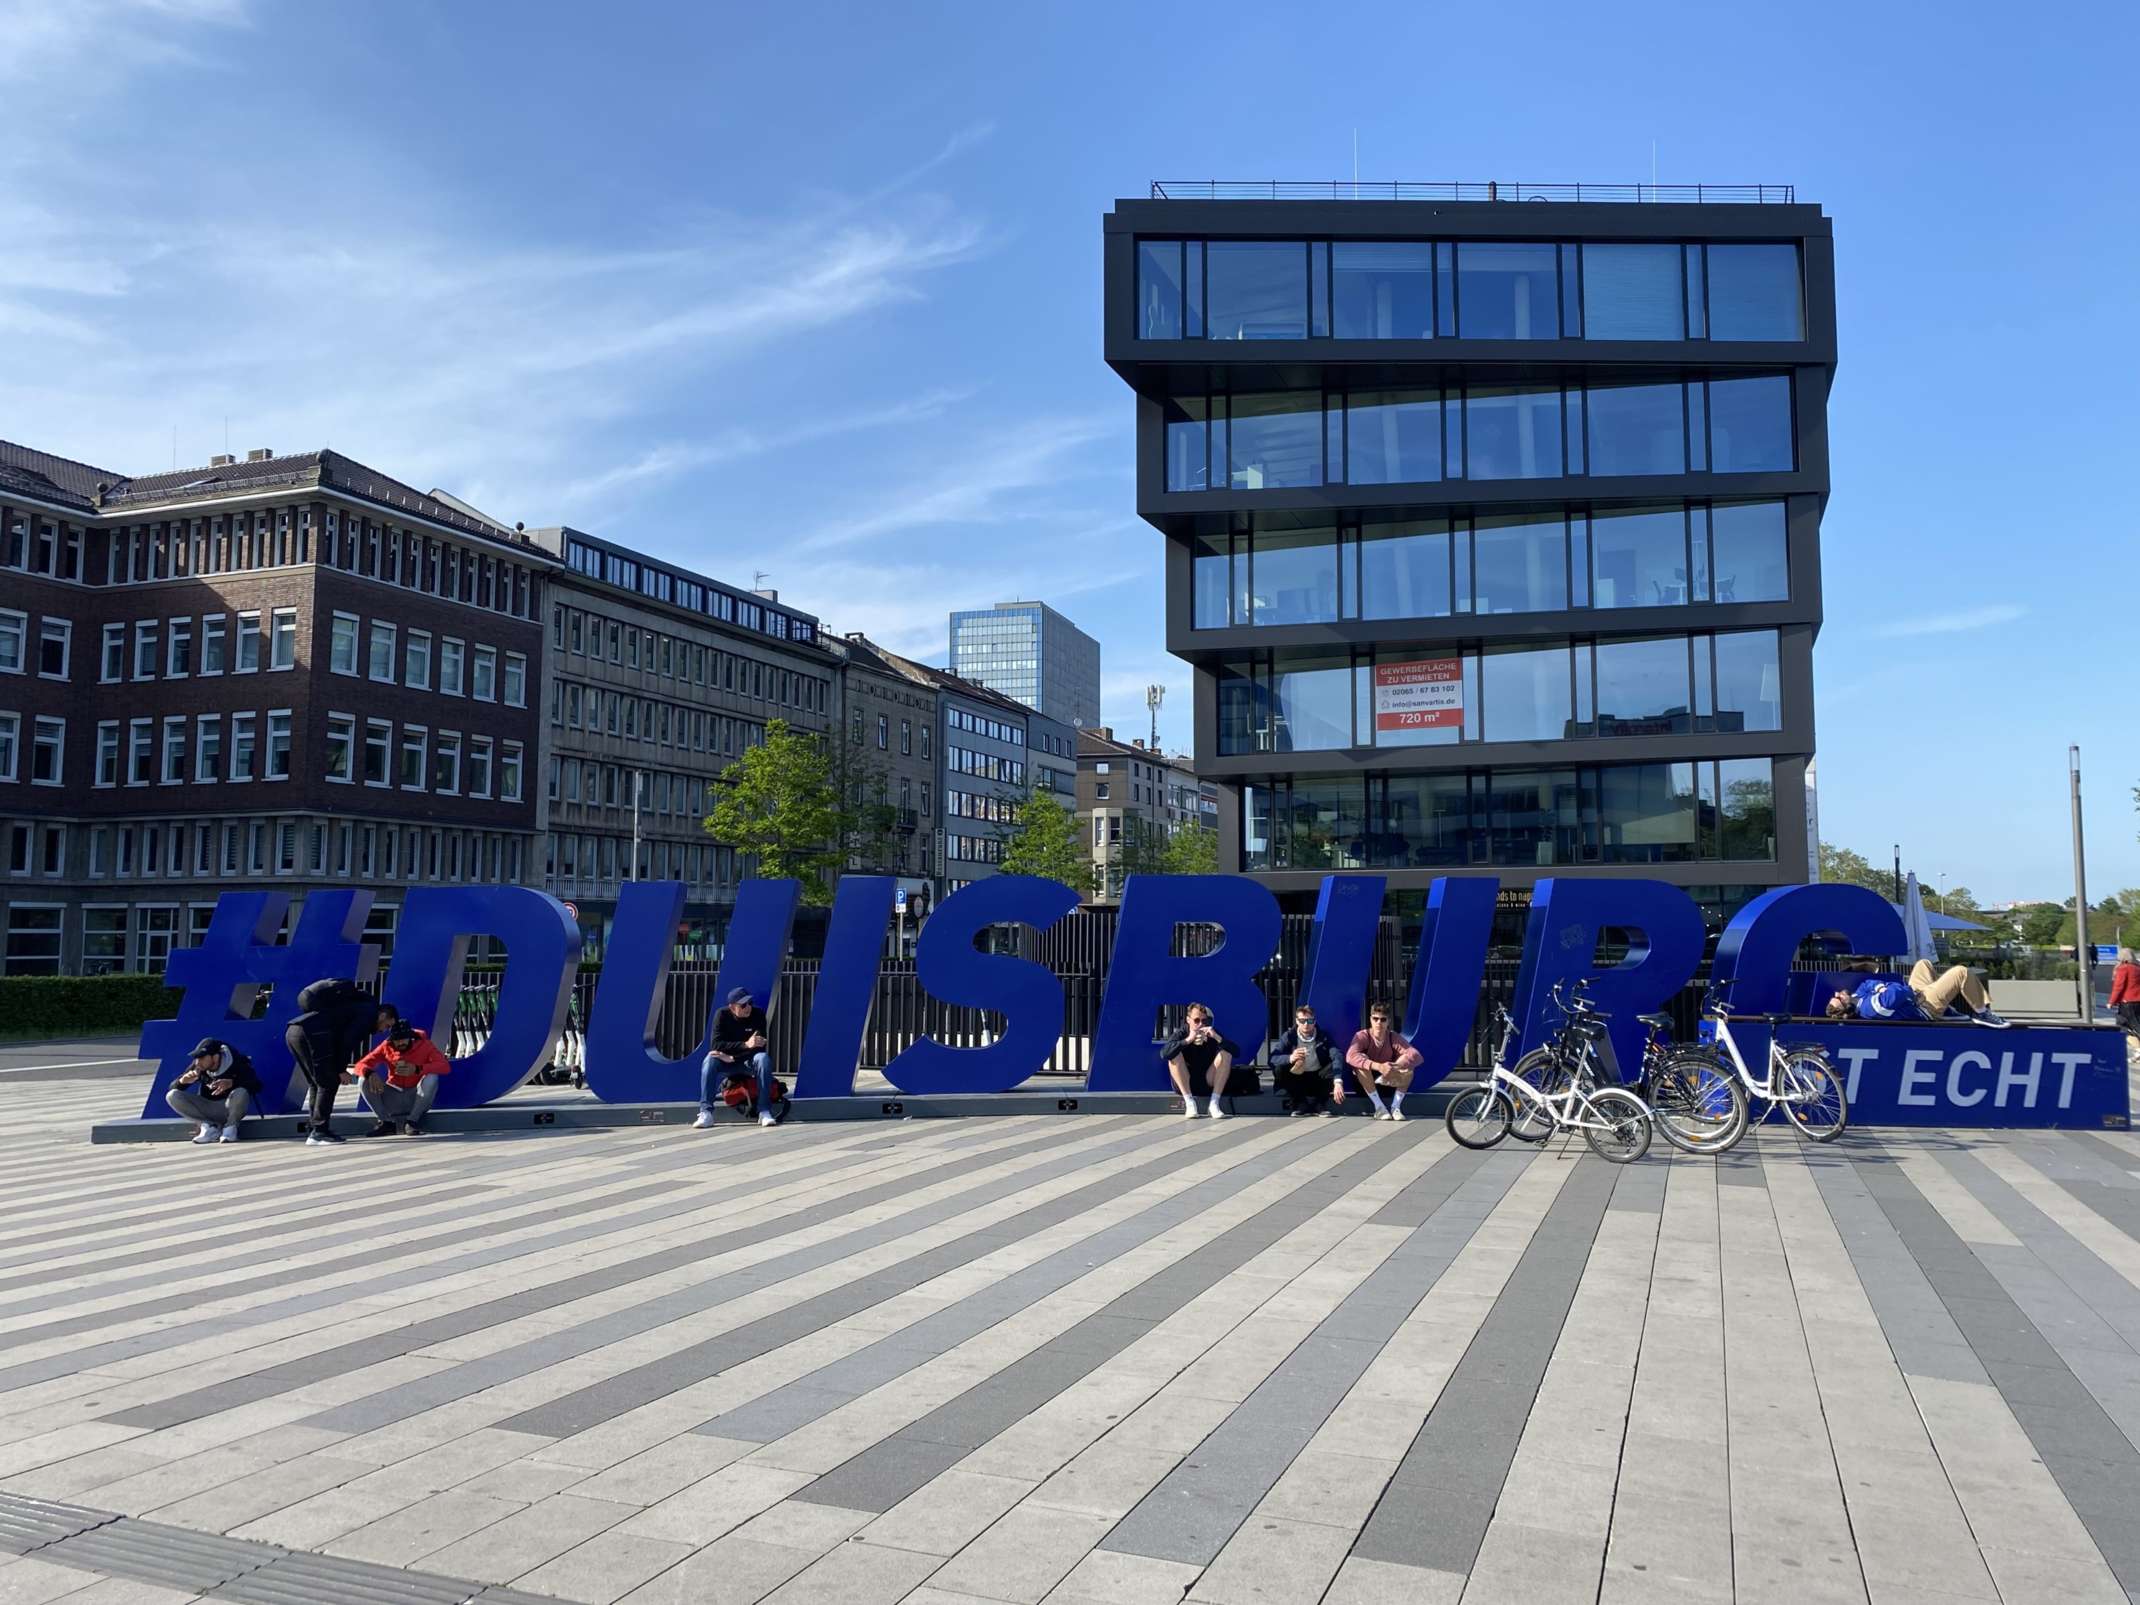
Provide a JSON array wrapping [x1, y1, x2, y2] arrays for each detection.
[[1113, 204, 1824, 895], [1240, 758, 1778, 869], [1167, 378, 1792, 492], [1139, 238, 1802, 345], [1215, 631, 1782, 755], [1192, 503, 1790, 628], [948, 602, 1101, 728]]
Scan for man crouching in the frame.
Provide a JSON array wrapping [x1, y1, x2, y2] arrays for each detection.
[[351, 1018, 451, 1137]]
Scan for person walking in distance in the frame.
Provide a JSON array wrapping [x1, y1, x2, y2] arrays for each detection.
[[352, 1017, 451, 1137], [1346, 1004, 1424, 1121], [700, 987, 780, 1130], [2110, 948, 2140, 1037], [1163, 1003, 1238, 1120], [286, 978, 395, 1146], [165, 1037, 262, 1144]]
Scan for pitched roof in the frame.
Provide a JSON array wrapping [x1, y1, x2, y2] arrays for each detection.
[[0, 437, 538, 553], [0, 440, 128, 511]]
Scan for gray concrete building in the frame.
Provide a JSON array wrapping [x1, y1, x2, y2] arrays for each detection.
[[530, 526, 835, 957]]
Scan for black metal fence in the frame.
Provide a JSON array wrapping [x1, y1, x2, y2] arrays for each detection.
[[453, 907, 1770, 1083]]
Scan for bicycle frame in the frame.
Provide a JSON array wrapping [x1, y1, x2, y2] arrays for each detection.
[[1486, 1035, 1623, 1134], [1707, 1013, 1826, 1109]]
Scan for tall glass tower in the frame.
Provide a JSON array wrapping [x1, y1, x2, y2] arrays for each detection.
[[948, 600, 1101, 729]]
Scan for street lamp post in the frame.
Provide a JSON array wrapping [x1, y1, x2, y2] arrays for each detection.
[[2070, 746, 2091, 1022], [1892, 844, 1902, 904]]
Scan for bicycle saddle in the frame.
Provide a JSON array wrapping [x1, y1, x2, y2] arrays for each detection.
[[1637, 1012, 1673, 1029], [1764, 1013, 1793, 1026]]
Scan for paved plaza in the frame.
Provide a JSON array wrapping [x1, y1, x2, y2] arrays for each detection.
[[0, 1043, 2137, 1604]]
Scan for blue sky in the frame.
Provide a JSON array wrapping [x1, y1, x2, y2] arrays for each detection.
[[5, 0, 2135, 904]]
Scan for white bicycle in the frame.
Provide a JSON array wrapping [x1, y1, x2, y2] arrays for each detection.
[[1444, 984, 1652, 1163], [1691, 979, 1849, 1142]]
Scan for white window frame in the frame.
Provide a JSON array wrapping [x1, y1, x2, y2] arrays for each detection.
[[363, 718, 392, 787], [229, 712, 256, 783], [0, 710, 18, 782], [503, 651, 527, 708], [325, 712, 355, 784], [501, 740, 524, 803], [404, 629, 432, 690], [200, 614, 228, 676], [400, 726, 428, 791], [159, 715, 186, 785], [433, 730, 462, 795], [269, 607, 297, 670], [165, 616, 192, 679], [235, 610, 261, 673], [100, 623, 124, 683], [37, 618, 70, 681], [94, 721, 119, 787], [194, 714, 221, 783], [29, 716, 64, 787], [328, 611, 360, 676], [368, 620, 397, 683], [264, 709, 292, 779], [132, 619, 157, 680], [439, 637, 465, 697]]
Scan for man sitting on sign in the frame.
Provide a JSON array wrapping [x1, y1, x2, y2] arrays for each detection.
[[699, 987, 783, 1130]]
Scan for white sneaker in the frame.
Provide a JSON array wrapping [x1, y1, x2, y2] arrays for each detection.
[[220, 1124, 240, 1144], [1182, 1101, 1200, 1119], [692, 1111, 716, 1130], [1208, 1100, 1229, 1120], [758, 1110, 779, 1128], [305, 1133, 325, 1146], [192, 1123, 218, 1145], [1388, 1101, 1407, 1122], [1372, 1107, 1392, 1121]]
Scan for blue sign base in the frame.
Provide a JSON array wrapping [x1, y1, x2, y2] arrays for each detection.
[[1725, 1021, 2131, 1130]]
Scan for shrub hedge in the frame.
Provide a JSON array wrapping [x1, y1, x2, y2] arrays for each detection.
[[0, 974, 181, 1041]]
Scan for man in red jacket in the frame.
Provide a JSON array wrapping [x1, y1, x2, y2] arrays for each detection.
[[352, 1018, 451, 1136]]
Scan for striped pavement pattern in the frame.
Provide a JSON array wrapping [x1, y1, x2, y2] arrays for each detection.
[[0, 1059, 2135, 1603]]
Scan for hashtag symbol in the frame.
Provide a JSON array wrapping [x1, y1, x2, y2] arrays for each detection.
[[139, 890, 378, 1119]]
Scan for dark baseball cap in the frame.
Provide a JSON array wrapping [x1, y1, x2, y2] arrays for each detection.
[[726, 987, 753, 1006], [189, 1037, 225, 1059]]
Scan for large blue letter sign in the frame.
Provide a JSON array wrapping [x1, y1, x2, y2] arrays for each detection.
[[139, 891, 376, 1117], [1398, 876, 1500, 1090], [1088, 874, 1282, 1091], [882, 876, 1081, 1095], [1510, 878, 1705, 1081], [1299, 875, 1384, 1050], [585, 879, 801, 1103], [1710, 884, 1906, 1015], [384, 886, 579, 1109], [791, 875, 897, 1099]]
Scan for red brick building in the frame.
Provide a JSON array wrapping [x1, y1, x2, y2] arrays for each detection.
[[0, 440, 553, 974]]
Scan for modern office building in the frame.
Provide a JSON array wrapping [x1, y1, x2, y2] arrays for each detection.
[[0, 439, 552, 973], [1103, 183, 1832, 914], [529, 527, 836, 956], [948, 600, 1101, 729]]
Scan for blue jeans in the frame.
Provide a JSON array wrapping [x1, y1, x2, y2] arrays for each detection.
[[701, 1050, 770, 1114]]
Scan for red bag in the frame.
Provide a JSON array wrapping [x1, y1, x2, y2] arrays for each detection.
[[718, 1072, 789, 1114]]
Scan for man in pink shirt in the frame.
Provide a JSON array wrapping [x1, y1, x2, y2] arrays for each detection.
[[1345, 1004, 1424, 1122]]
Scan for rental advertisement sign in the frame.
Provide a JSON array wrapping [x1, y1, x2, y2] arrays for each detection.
[[1372, 659, 1463, 733], [135, 876, 2131, 1131]]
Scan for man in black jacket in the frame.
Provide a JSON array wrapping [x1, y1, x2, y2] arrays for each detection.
[[699, 987, 777, 1130], [286, 979, 395, 1145], [1162, 1003, 1239, 1120], [1268, 1005, 1340, 1117], [166, 1038, 264, 1145]]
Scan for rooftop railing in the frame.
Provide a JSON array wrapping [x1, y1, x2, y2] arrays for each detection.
[[1147, 180, 1798, 204]]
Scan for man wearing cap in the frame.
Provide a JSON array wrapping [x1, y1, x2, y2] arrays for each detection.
[[165, 1038, 263, 1144], [700, 987, 777, 1130], [351, 1018, 452, 1137]]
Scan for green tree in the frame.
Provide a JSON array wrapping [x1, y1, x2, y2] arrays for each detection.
[[1161, 820, 1219, 875], [704, 719, 848, 904], [1818, 842, 1893, 893], [997, 792, 1093, 893], [2017, 903, 2065, 947]]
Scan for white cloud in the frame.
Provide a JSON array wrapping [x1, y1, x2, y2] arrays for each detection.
[[1871, 604, 2027, 639], [0, 0, 246, 85]]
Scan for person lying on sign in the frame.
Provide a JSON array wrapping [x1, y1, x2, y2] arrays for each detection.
[[1826, 961, 2010, 1029]]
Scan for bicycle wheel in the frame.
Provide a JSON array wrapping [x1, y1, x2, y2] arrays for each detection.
[[1582, 1088, 1652, 1164], [1647, 1052, 1749, 1155], [1506, 1048, 1566, 1143], [1444, 1086, 1513, 1150], [1777, 1051, 1848, 1142]]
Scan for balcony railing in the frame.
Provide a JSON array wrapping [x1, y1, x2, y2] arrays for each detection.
[[1148, 180, 1797, 205]]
